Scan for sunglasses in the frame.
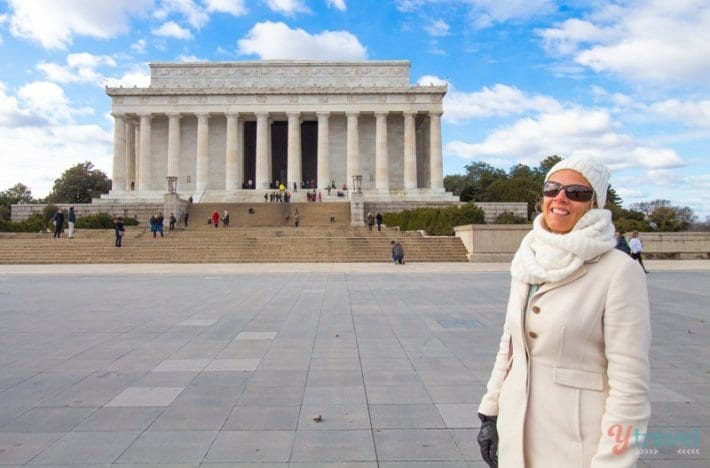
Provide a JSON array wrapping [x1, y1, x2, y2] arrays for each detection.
[[543, 181, 595, 202]]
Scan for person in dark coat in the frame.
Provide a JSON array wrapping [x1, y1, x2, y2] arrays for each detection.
[[114, 217, 125, 247], [53, 209, 64, 238], [375, 212, 383, 232], [615, 230, 631, 255]]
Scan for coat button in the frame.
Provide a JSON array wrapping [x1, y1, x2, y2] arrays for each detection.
[[531, 306, 540, 314], [528, 331, 538, 339]]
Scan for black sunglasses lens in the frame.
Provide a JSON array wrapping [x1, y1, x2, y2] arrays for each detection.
[[565, 186, 594, 202], [543, 182, 562, 198]]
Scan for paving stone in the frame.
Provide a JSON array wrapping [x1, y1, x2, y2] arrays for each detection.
[[105, 387, 184, 407], [116, 430, 217, 464], [290, 429, 376, 462], [28, 430, 140, 464], [223, 405, 300, 431], [204, 430, 294, 463], [0, 432, 64, 464], [0, 407, 96, 432]]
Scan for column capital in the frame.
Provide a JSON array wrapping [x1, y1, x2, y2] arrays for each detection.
[[225, 112, 240, 119], [111, 112, 126, 119], [166, 112, 182, 119], [346, 111, 360, 118], [316, 111, 331, 118], [374, 111, 389, 117], [255, 112, 269, 119], [428, 111, 443, 117], [286, 111, 301, 118], [403, 110, 417, 116], [138, 113, 153, 120]]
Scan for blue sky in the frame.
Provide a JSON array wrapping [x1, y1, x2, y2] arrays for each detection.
[[1, 0, 708, 219]]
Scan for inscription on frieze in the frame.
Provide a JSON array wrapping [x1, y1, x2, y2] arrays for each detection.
[[150, 61, 411, 88]]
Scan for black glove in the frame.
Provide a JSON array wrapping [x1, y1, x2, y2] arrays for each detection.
[[477, 413, 499, 468]]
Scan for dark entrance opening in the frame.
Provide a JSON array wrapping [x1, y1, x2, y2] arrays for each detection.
[[243, 121, 256, 187], [271, 121, 287, 185], [301, 121, 317, 187]]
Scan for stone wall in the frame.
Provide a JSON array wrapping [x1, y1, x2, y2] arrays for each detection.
[[11, 202, 163, 225], [454, 225, 710, 262]]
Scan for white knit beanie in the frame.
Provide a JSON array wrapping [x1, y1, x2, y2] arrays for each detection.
[[545, 155, 611, 208]]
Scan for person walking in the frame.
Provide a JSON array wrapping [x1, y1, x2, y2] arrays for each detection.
[[183, 211, 189, 227], [476, 155, 650, 468], [113, 217, 125, 247], [294, 208, 300, 227], [53, 209, 64, 238], [169, 213, 177, 231], [211, 210, 220, 228], [156, 212, 164, 237], [67, 207, 76, 239], [629, 231, 649, 273], [375, 212, 383, 232], [223, 210, 230, 227], [366, 212, 375, 231]]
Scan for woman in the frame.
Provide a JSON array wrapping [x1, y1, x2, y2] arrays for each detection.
[[477, 155, 651, 468]]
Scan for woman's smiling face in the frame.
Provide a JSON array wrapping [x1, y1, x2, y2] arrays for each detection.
[[542, 169, 595, 234]]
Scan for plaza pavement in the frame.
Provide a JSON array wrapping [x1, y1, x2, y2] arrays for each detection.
[[0, 260, 708, 467]]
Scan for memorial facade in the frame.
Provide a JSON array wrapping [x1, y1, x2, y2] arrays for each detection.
[[105, 60, 455, 202]]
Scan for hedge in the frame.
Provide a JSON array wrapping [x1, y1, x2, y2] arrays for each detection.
[[382, 203, 485, 235]]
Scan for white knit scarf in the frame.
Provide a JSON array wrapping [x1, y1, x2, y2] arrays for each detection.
[[510, 209, 616, 284]]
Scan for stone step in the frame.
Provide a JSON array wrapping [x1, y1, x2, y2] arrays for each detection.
[[0, 227, 468, 264]]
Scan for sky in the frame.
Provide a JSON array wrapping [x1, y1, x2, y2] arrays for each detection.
[[0, 0, 708, 219]]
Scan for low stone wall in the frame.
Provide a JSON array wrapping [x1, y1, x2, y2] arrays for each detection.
[[454, 225, 710, 262], [365, 201, 527, 224], [11, 202, 163, 225]]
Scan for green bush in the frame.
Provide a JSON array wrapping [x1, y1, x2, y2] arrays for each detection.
[[382, 203, 485, 235], [74, 212, 140, 229], [495, 211, 528, 224], [0, 214, 47, 232]]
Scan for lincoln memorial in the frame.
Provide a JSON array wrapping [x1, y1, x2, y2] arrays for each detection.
[[105, 60, 456, 203]]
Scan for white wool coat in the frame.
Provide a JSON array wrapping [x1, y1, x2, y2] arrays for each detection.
[[479, 249, 651, 467]]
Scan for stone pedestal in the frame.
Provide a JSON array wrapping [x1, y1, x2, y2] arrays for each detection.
[[163, 192, 181, 223], [350, 191, 365, 226]]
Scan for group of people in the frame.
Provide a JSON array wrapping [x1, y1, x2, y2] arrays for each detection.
[[209, 210, 230, 227], [615, 230, 650, 273], [366, 212, 383, 231], [52, 207, 76, 239]]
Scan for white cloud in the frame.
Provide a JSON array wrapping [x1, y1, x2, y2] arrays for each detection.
[[443, 83, 562, 122], [103, 64, 151, 88], [417, 75, 449, 86], [37, 53, 117, 85], [132, 39, 147, 53], [152, 21, 193, 40], [445, 107, 684, 171], [468, 0, 555, 28], [538, 0, 710, 84], [424, 19, 449, 37], [7, 0, 152, 49], [17, 81, 92, 124], [0, 83, 112, 197], [153, 0, 209, 29], [237, 21, 367, 60], [326, 0, 347, 11], [647, 99, 710, 128], [205, 0, 248, 15], [265, 0, 310, 16]]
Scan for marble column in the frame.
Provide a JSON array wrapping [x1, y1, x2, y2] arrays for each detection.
[[375, 111, 390, 191], [125, 119, 136, 191], [138, 114, 152, 191], [255, 113, 270, 189], [429, 112, 443, 190], [112, 114, 126, 193], [195, 113, 210, 194], [346, 112, 359, 191], [167, 113, 181, 182], [317, 112, 330, 189], [225, 113, 241, 190], [287, 112, 302, 189], [403, 112, 417, 190]]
